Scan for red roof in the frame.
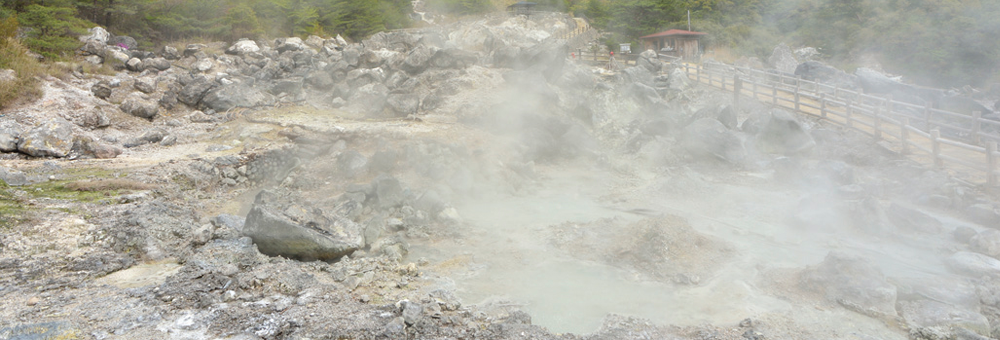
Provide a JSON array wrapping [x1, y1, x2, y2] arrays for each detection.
[[639, 29, 707, 39]]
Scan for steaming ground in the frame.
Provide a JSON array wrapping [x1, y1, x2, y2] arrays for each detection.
[[5, 13, 1000, 340]]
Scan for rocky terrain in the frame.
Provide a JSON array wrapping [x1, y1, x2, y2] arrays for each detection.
[[2, 12, 1000, 340]]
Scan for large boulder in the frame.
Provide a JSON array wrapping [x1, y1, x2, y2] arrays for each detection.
[[141, 57, 171, 71], [755, 110, 815, 154], [243, 190, 364, 261], [767, 43, 798, 74], [202, 83, 276, 112], [0, 166, 28, 186], [74, 135, 122, 159], [509, 39, 567, 82], [79, 27, 110, 44], [274, 37, 307, 53], [107, 35, 138, 50], [800, 252, 898, 318], [347, 83, 389, 115], [794, 61, 856, 89], [387, 93, 419, 116], [226, 39, 260, 55], [178, 75, 215, 106], [17, 118, 75, 158], [855, 68, 903, 95], [947, 251, 1000, 277], [636, 49, 662, 73], [401, 45, 434, 75], [668, 67, 690, 91], [679, 118, 746, 164], [119, 93, 159, 119], [0, 121, 22, 152]]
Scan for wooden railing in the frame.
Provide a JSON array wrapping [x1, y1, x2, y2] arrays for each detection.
[[680, 62, 1000, 187]]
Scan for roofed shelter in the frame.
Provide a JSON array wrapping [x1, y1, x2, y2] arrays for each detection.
[[639, 29, 707, 60], [507, 2, 537, 16]]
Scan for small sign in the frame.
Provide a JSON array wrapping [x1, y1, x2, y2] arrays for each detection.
[[619, 43, 631, 54]]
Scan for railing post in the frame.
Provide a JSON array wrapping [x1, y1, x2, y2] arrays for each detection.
[[772, 82, 777, 105], [924, 103, 932, 132], [752, 81, 758, 100], [989, 141, 998, 187], [874, 107, 882, 140], [973, 111, 982, 145], [696, 64, 701, 83], [846, 98, 854, 129], [794, 80, 801, 111], [901, 117, 910, 155], [820, 94, 827, 118], [931, 129, 942, 167], [733, 75, 741, 113], [722, 73, 727, 90], [834, 84, 840, 98]]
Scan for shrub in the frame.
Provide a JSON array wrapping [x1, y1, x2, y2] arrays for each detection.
[[0, 17, 46, 109]]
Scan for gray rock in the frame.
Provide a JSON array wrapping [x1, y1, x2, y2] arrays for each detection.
[[80, 40, 106, 56], [387, 93, 419, 116], [337, 150, 368, 178], [900, 300, 990, 336], [91, 81, 113, 99], [965, 204, 999, 226], [346, 68, 386, 88], [794, 61, 857, 90], [384, 317, 406, 335], [0, 121, 23, 152], [680, 118, 746, 164], [120, 93, 159, 119], [124, 128, 168, 147], [755, 110, 815, 154], [331, 97, 346, 108], [717, 105, 737, 130], [74, 135, 122, 158], [887, 203, 943, 233], [0, 166, 28, 186], [226, 39, 260, 55], [193, 58, 213, 72], [275, 37, 307, 53], [304, 72, 334, 91], [947, 251, 1000, 277], [183, 44, 206, 57], [636, 49, 662, 73], [768, 43, 798, 74], [620, 66, 654, 86], [213, 214, 245, 232], [17, 118, 75, 158], [133, 77, 157, 93], [271, 77, 304, 96], [159, 45, 180, 60], [668, 67, 690, 91], [347, 83, 389, 114], [401, 300, 423, 326], [800, 251, 897, 318], [126, 57, 143, 71], [142, 57, 171, 71], [243, 190, 363, 261], [402, 45, 434, 74], [103, 48, 130, 66], [80, 27, 110, 44], [855, 68, 902, 95], [202, 83, 276, 112], [955, 226, 978, 244], [971, 229, 1000, 258], [107, 35, 138, 50], [178, 75, 215, 106], [373, 175, 404, 209]]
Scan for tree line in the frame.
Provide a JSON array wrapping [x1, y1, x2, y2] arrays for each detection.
[[1, 0, 998, 88]]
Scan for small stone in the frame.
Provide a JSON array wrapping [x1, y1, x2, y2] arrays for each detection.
[[26, 296, 39, 306], [359, 294, 371, 303], [954, 226, 977, 244]]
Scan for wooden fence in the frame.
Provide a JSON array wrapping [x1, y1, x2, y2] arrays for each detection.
[[680, 62, 1000, 187]]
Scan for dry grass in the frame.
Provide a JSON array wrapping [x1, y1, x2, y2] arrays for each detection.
[[703, 46, 743, 64], [0, 37, 46, 109], [65, 179, 158, 192]]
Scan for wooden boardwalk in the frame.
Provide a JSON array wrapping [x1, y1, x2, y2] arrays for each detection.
[[680, 63, 1000, 188]]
